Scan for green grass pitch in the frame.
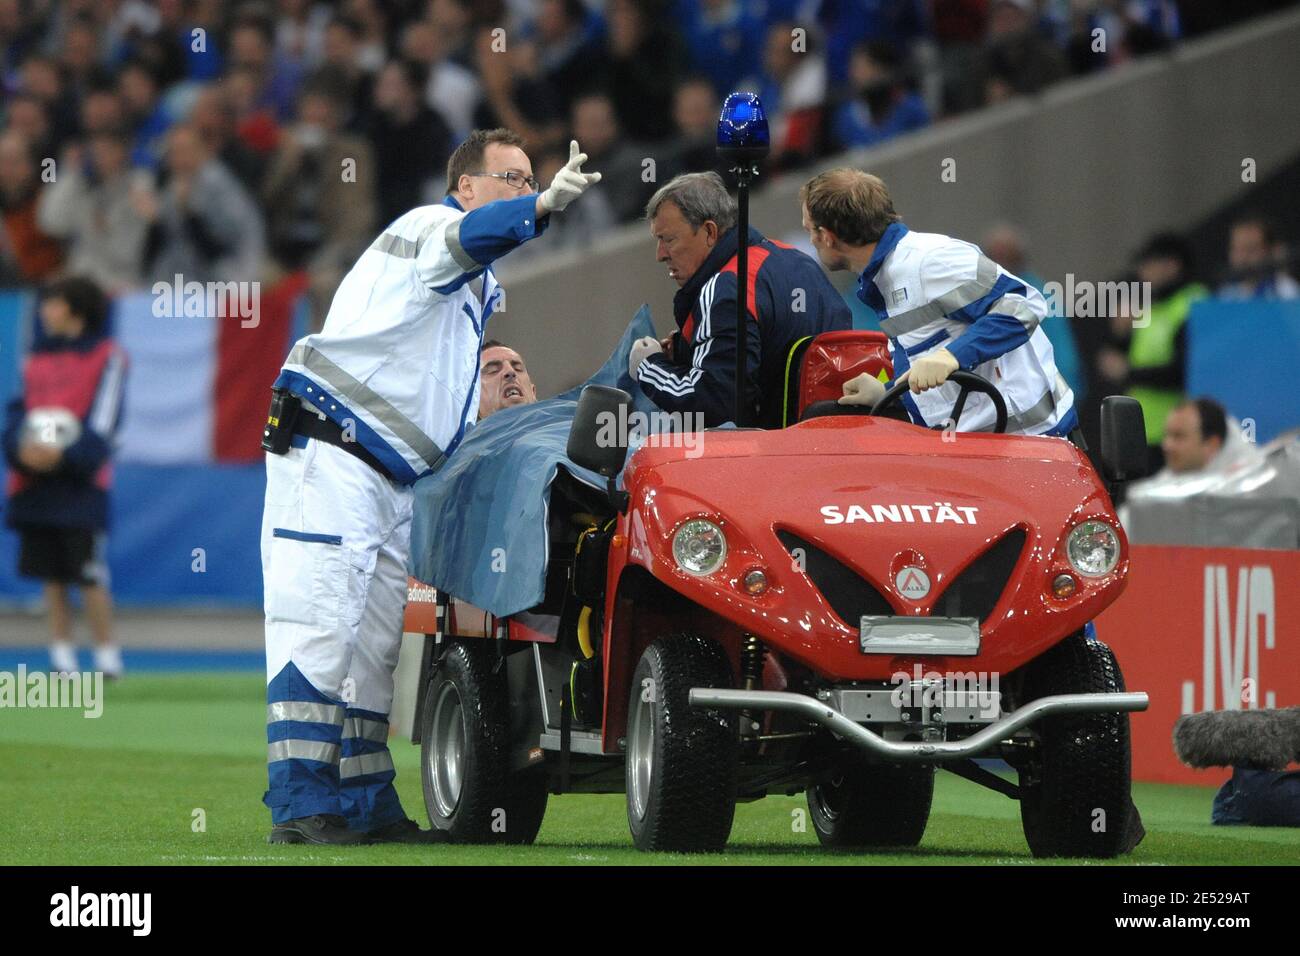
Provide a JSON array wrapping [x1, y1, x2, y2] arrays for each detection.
[[1, 674, 1296, 866]]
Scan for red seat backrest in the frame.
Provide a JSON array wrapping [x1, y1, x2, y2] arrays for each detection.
[[797, 330, 894, 419]]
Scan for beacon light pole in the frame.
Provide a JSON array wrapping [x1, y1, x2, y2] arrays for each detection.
[[716, 91, 770, 428]]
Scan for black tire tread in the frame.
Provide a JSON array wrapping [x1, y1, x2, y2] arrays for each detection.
[[1018, 632, 1133, 858], [628, 632, 738, 852], [807, 762, 935, 848], [420, 641, 547, 844]]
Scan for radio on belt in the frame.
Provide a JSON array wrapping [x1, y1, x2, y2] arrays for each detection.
[[261, 387, 302, 455]]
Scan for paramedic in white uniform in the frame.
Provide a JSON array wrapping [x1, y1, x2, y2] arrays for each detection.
[[799, 168, 1081, 443], [260, 129, 600, 845]]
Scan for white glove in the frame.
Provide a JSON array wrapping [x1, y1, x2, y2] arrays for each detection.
[[538, 140, 602, 213], [838, 372, 886, 406], [629, 336, 662, 378], [903, 347, 959, 392]]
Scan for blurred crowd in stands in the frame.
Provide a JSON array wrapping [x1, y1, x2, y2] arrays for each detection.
[[3, 0, 1295, 303], [1080, 218, 1297, 470], [982, 215, 1299, 471]]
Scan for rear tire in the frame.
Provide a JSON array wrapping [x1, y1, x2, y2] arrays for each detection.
[[807, 762, 934, 847], [420, 641, 548, 844], [625, 633, 738, 852], [1017, 632, 1135, 858]]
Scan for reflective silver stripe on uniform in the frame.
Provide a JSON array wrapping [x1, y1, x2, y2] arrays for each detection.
[[268, 740, 340, 764], [342, 717, 388, 743], [369, 232, 420, 257], [879, 254, 1001, 338], [986, 292, 1041, 335], [339, 750, 395, 779], [1006, 373, 1070, 433], [369, 217, 457, 260], [268, 701, 345, 726], [444, 218, 480, 273], [286, 343, 446, 471]]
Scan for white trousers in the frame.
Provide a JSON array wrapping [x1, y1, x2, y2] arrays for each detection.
[[262, 439, 413, 714]]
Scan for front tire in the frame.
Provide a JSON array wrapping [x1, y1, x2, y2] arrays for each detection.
[[625, 633, 738, 852], [1017, 632, 1135, 858], [420, 641, 548, 844], [807, 761, 934, 847]]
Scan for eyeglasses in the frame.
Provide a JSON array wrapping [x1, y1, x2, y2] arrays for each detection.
[[470, 170, 540, 192]]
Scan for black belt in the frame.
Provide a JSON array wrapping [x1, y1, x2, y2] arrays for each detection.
[[293, 407, 397, 482]]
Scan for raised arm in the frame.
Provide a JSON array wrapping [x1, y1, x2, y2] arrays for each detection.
[[414, 195, 548, 293]]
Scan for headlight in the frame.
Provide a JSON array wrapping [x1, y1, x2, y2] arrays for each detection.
[[672, 519, 727, 576], [1065, 521, 1120, 577]]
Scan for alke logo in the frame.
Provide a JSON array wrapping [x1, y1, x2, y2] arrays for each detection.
[[1181, 565, 1276, 713], [895, 567, 931, 599]]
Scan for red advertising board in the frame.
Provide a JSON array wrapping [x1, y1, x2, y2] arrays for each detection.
[[1099, 545, 1299, 786]]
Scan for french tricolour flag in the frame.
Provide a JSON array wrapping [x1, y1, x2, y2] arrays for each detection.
[[114, 275, 307, 464]]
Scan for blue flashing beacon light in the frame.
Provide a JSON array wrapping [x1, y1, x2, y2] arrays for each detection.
[[716, 91, 770, 163]]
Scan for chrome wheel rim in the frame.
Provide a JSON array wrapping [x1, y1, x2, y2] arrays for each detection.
[[428, 681, 466, 819], [628, 687, 655, 822], [814, 774, 847, 822]]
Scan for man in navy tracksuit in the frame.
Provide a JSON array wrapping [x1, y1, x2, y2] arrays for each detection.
[[632, 172, 852, 428]]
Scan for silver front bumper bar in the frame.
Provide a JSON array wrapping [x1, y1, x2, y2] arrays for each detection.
[[687, 688, 1149, 762]]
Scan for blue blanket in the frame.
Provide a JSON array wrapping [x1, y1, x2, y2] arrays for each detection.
[[409, 308, 661, 616]]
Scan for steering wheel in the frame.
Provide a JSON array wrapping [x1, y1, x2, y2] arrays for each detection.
[[870, 369, 1010, 434]]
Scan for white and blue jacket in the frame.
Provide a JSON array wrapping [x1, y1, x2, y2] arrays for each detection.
[[274, 194, 547, 483], [858, 223, 1077, 437]]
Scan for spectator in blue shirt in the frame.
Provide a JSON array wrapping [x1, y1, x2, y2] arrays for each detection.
[[118, 59, 175, 170], [675, 0, 768, 95], [831, 41, 929, 151], [179, 4, 225, 82], [228, 10, 304, 122], [818, 0, 927, 87], [1218, 215, 1299, 301], [535, 0, 610, 113]]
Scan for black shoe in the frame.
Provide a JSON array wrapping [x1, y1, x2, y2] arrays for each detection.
[[268, 814, 368, 846], [366, 818, 450, 844]]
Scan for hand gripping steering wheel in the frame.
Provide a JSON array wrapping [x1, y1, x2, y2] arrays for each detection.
[[869, 369, 1009, 434]]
